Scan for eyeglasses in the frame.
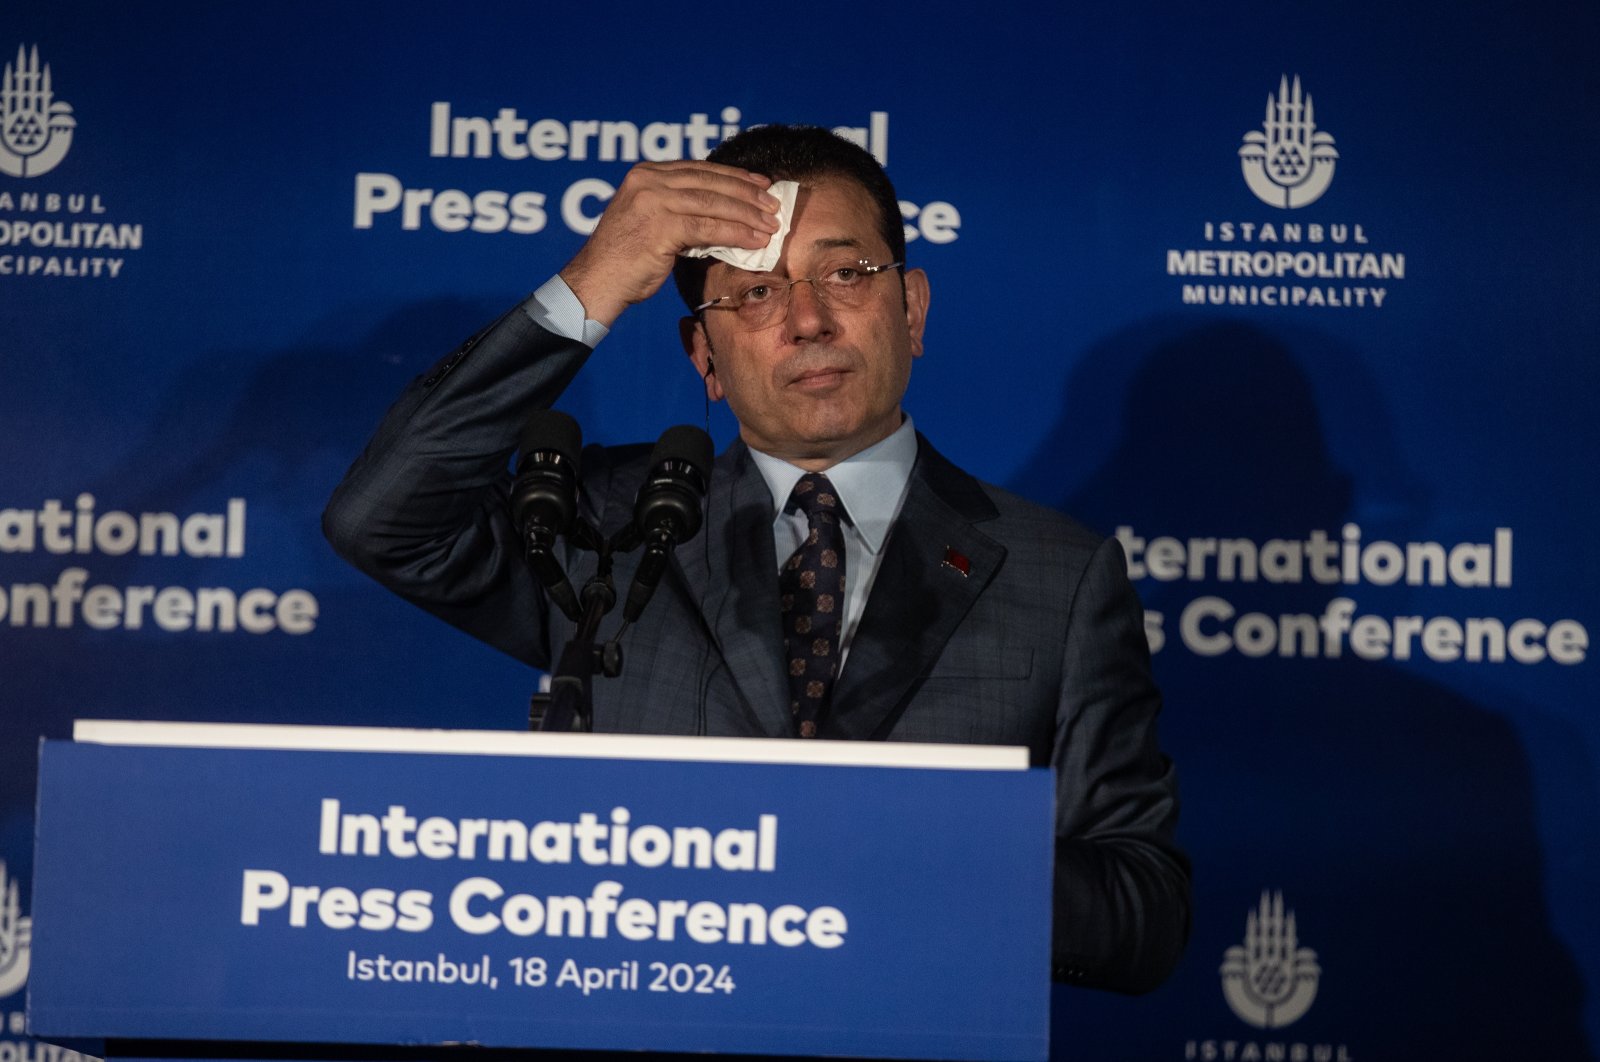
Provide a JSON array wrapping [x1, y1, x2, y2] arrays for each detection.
[[694, 259, 905, 331]]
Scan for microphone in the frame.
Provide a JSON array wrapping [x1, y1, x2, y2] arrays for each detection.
[[622, 425, 713, 623], [510, 410, 583, 621]]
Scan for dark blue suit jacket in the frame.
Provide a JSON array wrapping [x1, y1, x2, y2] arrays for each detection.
[[324, 302, 1190, 992]]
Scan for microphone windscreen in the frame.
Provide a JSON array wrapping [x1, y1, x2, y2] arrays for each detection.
[[648, 425, 713, 481], [517, 409, 582, 469]]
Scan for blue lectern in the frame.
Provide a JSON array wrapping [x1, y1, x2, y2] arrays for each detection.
[[29, 721, 1052, 1061]]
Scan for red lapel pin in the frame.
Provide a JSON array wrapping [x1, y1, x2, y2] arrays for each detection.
[[942, 546, 971, 577]]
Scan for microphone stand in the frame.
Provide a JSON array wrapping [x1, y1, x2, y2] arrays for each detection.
[[524, 425, 711, 733], [529, 521, 626, 733]]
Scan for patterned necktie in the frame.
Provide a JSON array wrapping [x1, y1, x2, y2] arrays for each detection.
[[779, 472, 847, 738]]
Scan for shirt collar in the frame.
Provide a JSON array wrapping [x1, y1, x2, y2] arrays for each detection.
[[747, 415, 918, 557]]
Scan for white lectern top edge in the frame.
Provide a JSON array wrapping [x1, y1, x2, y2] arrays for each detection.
[[71, 719, 1029, 770]]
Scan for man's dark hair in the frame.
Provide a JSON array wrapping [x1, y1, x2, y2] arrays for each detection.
[[671, 124, 905, 311]]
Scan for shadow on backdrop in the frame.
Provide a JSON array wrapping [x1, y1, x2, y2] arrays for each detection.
[[2, 297, 535, 825], [1014, 321, 1590, 1059]]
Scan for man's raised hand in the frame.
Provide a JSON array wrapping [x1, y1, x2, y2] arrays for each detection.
[[560, 161, 780, 327]]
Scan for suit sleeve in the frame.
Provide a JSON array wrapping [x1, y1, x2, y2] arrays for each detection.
[[1051, 535, 1191, 993], [321, 303, 594, 668]]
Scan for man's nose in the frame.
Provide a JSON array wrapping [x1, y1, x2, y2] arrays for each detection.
[[787, 278, 835, 342]]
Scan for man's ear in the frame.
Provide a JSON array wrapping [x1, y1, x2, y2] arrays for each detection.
[[679, 316, 725, 402], [902, 267, 931, 360]]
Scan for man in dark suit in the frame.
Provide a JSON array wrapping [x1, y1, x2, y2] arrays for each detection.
[[324, 125, 1189, 993]]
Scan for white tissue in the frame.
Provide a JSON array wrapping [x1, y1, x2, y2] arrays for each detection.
[[682, 180, 799, 272]]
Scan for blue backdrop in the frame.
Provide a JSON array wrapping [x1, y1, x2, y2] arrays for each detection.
[[2, 3, 1596, 1059]]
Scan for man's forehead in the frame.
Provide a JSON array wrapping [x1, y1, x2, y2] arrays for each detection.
[[708, 236, 873, 283]]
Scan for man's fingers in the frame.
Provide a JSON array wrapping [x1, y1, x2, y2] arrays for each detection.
[[661, 167, 780, 207], [638, 159, 774, 190], [616, 181, 778, 251], [680, 214, 773, 251], [669, 185, 781, 232], [653, 178, 782, 225], [673, 179, 783, 220]]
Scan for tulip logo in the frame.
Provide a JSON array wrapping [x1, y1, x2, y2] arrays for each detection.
[[1239, 76, 1338, 209], [1, 45, 77, 178], [0, 862, 30, 998], [1221, 891, 1320, 1028]]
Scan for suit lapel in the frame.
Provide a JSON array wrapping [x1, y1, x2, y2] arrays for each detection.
[[826, 437, 1005, 740], [674, 442, 793, 737]]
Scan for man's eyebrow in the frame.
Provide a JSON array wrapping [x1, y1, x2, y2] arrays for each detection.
[[809, 236, 868, 251]]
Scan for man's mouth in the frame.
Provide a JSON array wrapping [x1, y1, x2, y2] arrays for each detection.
[[790, 366, 850, 390]]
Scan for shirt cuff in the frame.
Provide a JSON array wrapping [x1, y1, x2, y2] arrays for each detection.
[[520, 276, 610, 348]]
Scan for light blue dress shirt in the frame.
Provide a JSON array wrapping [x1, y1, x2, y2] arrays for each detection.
[[522, 275, 611, 349]]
